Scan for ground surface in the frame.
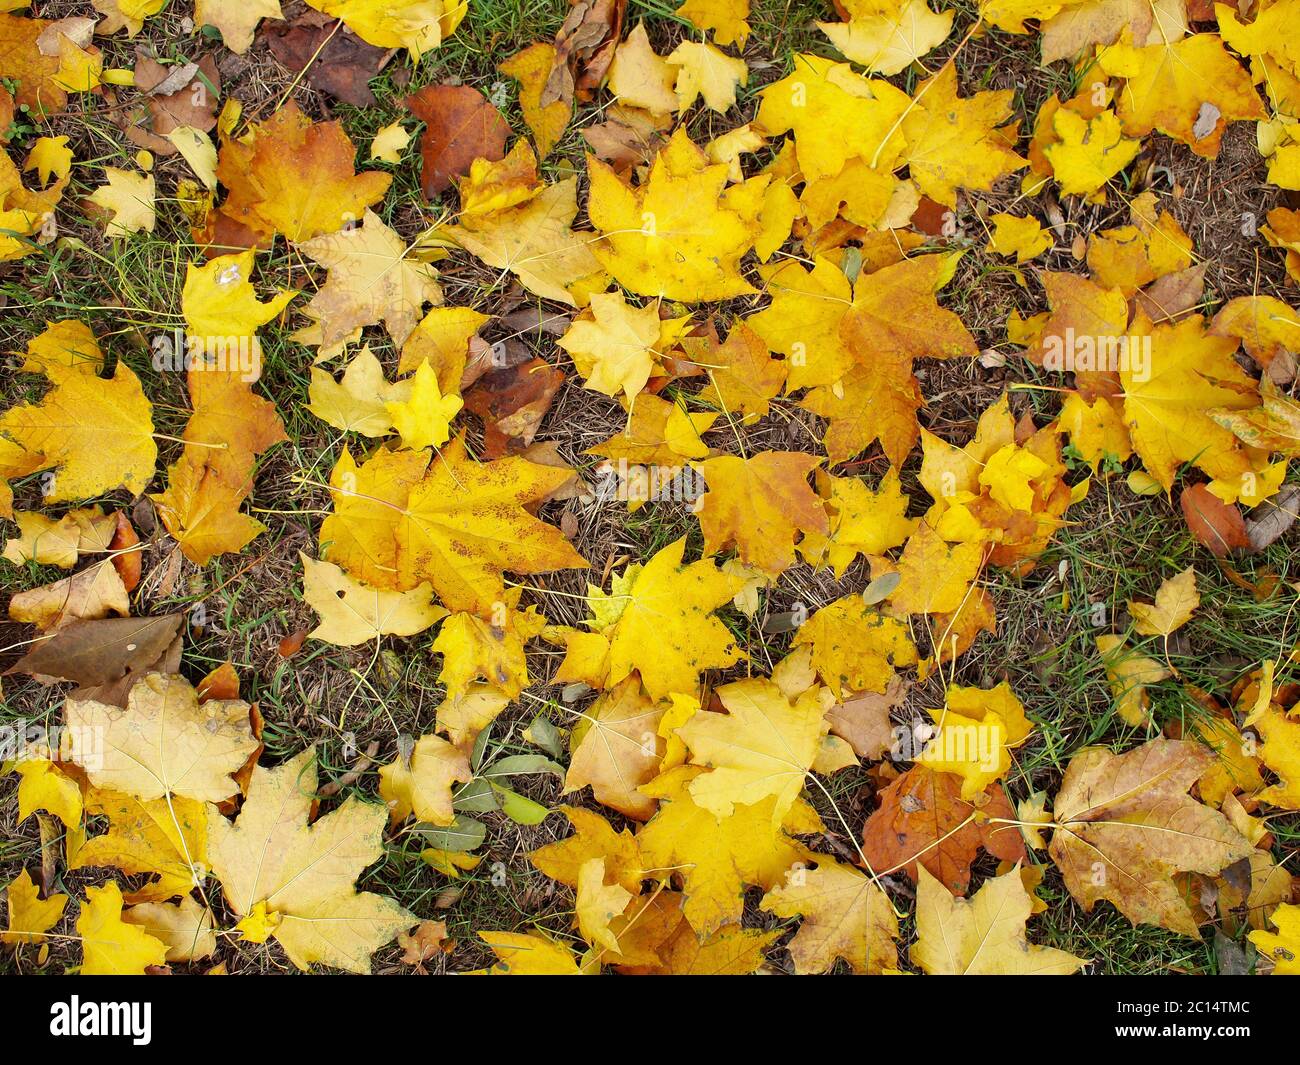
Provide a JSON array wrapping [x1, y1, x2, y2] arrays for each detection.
[[1, 0, 1298, 975]]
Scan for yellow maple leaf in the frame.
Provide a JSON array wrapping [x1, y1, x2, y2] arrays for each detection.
[[887, 523, 986, 616], [378, 734, 472, 826], [1096, 634, 1169, 726], [1250, 902, 1300, 975], [793, 596, 917, 699], [308, 347, 412, 437], [564, 677, 665, 821], [1087, 195, 1193, 295], [626, 920, 779, 974], [499, 42, 569, 158], [1049, 738, 1253, 936], [678, 675, 827, 825], [320, 438, 587, 614], [1210, 294, 1300, 369], [575, 857, 635, 952], [16, 320, 101, 380], [687, 322, 787, 421], [1128, 566, 1199, 637], [91, 0, 168, 36], [705, 123, 766, 183], [608, 23, 679, 114], [122, 896, 217, 963], [302, 553, 446, 646], [746, 255, 856, 390], [1099, 32, 1265, 157], [637, 765, 820, 934], [7, 558, 130, 632], [75, 787, 209, 903], [799, 467, 918, 576], [66, 672, 258, 803], [1216, 1, 1300, 79], [802, 253, 978, 465], [920, 682, 1034, 800], [194, 0, 283, 53], [588, 394, 716, 480], [385, 361, 463, 450], [167, 126, 218, 191], [15, 758, 82, 828], [2, 505, 116, 569], [677, 0, 751, 46], [900, 65, 1026, 208], [432, 593, 546, 700], [818, 0, 954, 76], [594, 537, 746, 701], [911, 865, 1087, 974], [369, 121, 411, 164], [435, 684, 512, 749], [87, 167, 155, 236], [588, 127, 765, 301], [558, 290, 688, 401], [214, 102, 391, 243], [0, 144, 65, 262], [666, 41, 747, 114], [760, 858, 899, 974], [980, 0, 1078, 33], [445, 172, 606, 305], [1037, 0, 1181, 64], [1044, 107, 1140, 197], [1255, 703, 1300, 809], [182, 250, 296, 348], [77, 882, 168, 975], [210, 748, 415, 972], [530, 806, 645, 893], [1120, 313, 1260, 492], [475, 930, 596, 974], [299, 210, 442, 349], [25, 136, 74, 187], [399, 305, 490, 380], [1, 341, 155, 503], [2, 868, 66, 945], [755, 53, 911, 182], [419, 849, 481, 879], [1057, 392, 1132, 469], [695, 451, 828, 575], [987, 212, 1053, 262], [305, 0, 464, 57], [150, 367, 286, 564]]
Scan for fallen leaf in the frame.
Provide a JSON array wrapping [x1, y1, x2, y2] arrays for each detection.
[[1128, 566, 1199, 636], [564, 677, 664, 820], [695, 451, 828, 575], [8, 614, 183, 686], [911, 865, 1087, 974], [406, 83, 511, 198], [77, 882, 168, 975], [209, 748, 416, 973], [760, 857, 899, 974], [1181, 483, 1251, 557], [299, 210, 443, 349], [66, 673, 258, 803], [262, 8, 391, 107], [378, 734, 473, 826], [302, 554, 447, 646], [463, 357, 565, 458], [861, 765, 1026, 894], [1049, 738, 1254, 937]]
